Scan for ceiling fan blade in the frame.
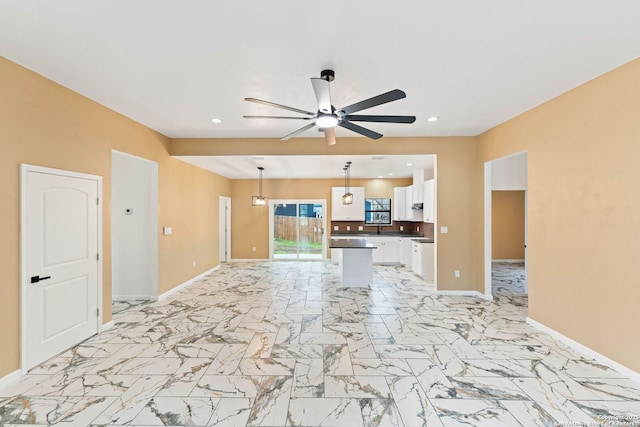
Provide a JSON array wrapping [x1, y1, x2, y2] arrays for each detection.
[[281, 123, 317, 140], [339, 89, 407, 115], [339, 121, 383, 140], [345, 114, 416, 123], [311, 78, 332, 113], [244, 97, 314, 116], [324, 128, 336, 146], [244, 115, 313, 120]]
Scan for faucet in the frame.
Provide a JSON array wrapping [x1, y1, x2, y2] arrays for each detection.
[[377, 222, 382, 235]]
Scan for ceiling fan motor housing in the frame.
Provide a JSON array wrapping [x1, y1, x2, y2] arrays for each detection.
[[321, 69, 335, 82]]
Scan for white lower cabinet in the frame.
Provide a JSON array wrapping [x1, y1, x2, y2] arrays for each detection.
[[366, 236, 401, 265], [401, 238, 413, 268], [411, 241, 434, 281]]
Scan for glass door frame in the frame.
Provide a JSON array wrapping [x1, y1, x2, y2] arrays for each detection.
[[268, 199, 327, 260]]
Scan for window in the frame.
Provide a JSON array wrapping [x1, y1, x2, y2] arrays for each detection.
[[365, 198, 391, 224]]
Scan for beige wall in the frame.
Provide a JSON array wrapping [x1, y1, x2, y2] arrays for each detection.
[[0, 58, 230, 377], [229, 177, 412, 259], [172, 136, 478, 293], [476, 58, 640, 372], [491, 191, 525, 259]]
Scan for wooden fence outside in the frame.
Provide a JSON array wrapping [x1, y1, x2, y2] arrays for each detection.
[[274, 215, 323, 243]]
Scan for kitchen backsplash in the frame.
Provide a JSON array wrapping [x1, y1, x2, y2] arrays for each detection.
[[331, 221, 434, 238]]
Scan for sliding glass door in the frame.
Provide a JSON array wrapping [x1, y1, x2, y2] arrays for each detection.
[[270, 200, 326, 260]]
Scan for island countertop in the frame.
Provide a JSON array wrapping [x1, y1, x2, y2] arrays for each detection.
[[329, 238, 377, 249]]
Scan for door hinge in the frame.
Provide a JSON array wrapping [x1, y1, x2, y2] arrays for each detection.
[[96, 253, 100, 261], [96, 197, 99, 205], [96, 308, 100, 317]]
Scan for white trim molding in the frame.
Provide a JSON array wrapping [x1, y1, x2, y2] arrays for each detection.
[[230, 258, 270, 262], [157, 266, 220, 301], [112, 295, 155, 301], [492, 259, 525, 263], [102, 320, 115, 331], [437, 290, 492, 301], [0, 370, 22, 391], [527, 317, 640, 384]]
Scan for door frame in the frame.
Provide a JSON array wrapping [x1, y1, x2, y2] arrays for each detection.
[[20, 164, 103, 374], [484, 152, 528, 299], [219, 196, 232, 262], [268, 199, 327, 260]]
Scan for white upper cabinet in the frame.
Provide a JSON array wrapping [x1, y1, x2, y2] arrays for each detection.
[[412, 169, 425, 204], [331, 187, 365, 221], [423, 179, 435, 223], [393, 187, 406, 221]]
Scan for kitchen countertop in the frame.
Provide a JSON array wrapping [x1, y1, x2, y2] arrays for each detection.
[[329, 238, 377, 249], [411, 238, 435, 243]]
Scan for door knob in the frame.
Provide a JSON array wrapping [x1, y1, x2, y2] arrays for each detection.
[[30, 275, 51, 284]]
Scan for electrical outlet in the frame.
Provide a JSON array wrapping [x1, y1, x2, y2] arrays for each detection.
[[455, 270, 461, 278], [333, 225, 339, 231], [400, 226, 404, 231], [416, 226, 420, 232], [346, 226, 351, 231], [252, 246, 256, 252], [358, 226, 363, 231], [192, 260, 196, 267]]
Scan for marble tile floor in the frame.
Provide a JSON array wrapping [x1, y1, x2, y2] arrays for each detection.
[[112, 300, 151, 315], [1, 261, 639, 426], [491, 261, 527, 297]]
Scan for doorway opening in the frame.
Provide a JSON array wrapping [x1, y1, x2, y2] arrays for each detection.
[[111, 151, 158, 306], [484, 152, 528, 301], [269, 200, 327, 260]]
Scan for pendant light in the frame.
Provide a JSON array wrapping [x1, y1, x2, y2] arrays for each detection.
[[342, 161, 353, 205], [252, 166, 267, 206]]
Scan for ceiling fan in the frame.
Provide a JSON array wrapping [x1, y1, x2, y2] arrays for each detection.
[[243, 69, 416, 146]]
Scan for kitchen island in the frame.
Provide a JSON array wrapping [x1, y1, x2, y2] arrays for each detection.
[[329, 238, 376, 287]]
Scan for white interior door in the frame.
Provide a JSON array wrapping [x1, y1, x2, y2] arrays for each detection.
[[22, 165, 101, 371]]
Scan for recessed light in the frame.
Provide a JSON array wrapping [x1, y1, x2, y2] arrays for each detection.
[[388, 173, 394, 176], [377, 175, 384, 179], [427, 116, 439, 122], [406, 163, 413, 166], [211, 118, 223, 124]]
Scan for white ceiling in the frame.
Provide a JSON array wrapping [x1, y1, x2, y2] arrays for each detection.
[[2, 1, 639, 178]]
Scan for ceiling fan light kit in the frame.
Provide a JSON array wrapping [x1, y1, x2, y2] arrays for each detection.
[[244, 70, 416, 146]]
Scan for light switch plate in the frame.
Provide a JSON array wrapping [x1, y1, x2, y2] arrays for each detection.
[[163, 226, 172, 235], [440, 226, 448, 234], [358, 226, 363, 231]]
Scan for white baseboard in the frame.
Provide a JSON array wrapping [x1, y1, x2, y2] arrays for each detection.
[[437, 290, 485, 298], [526, 317, 640, 384], [157, 265, 219, 301], [492, 259, 525, 263], [112, 295, 155, 301], [0, 369, 21, 391], [102, 320, 114, 331], [230, 258, 270, 262]]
